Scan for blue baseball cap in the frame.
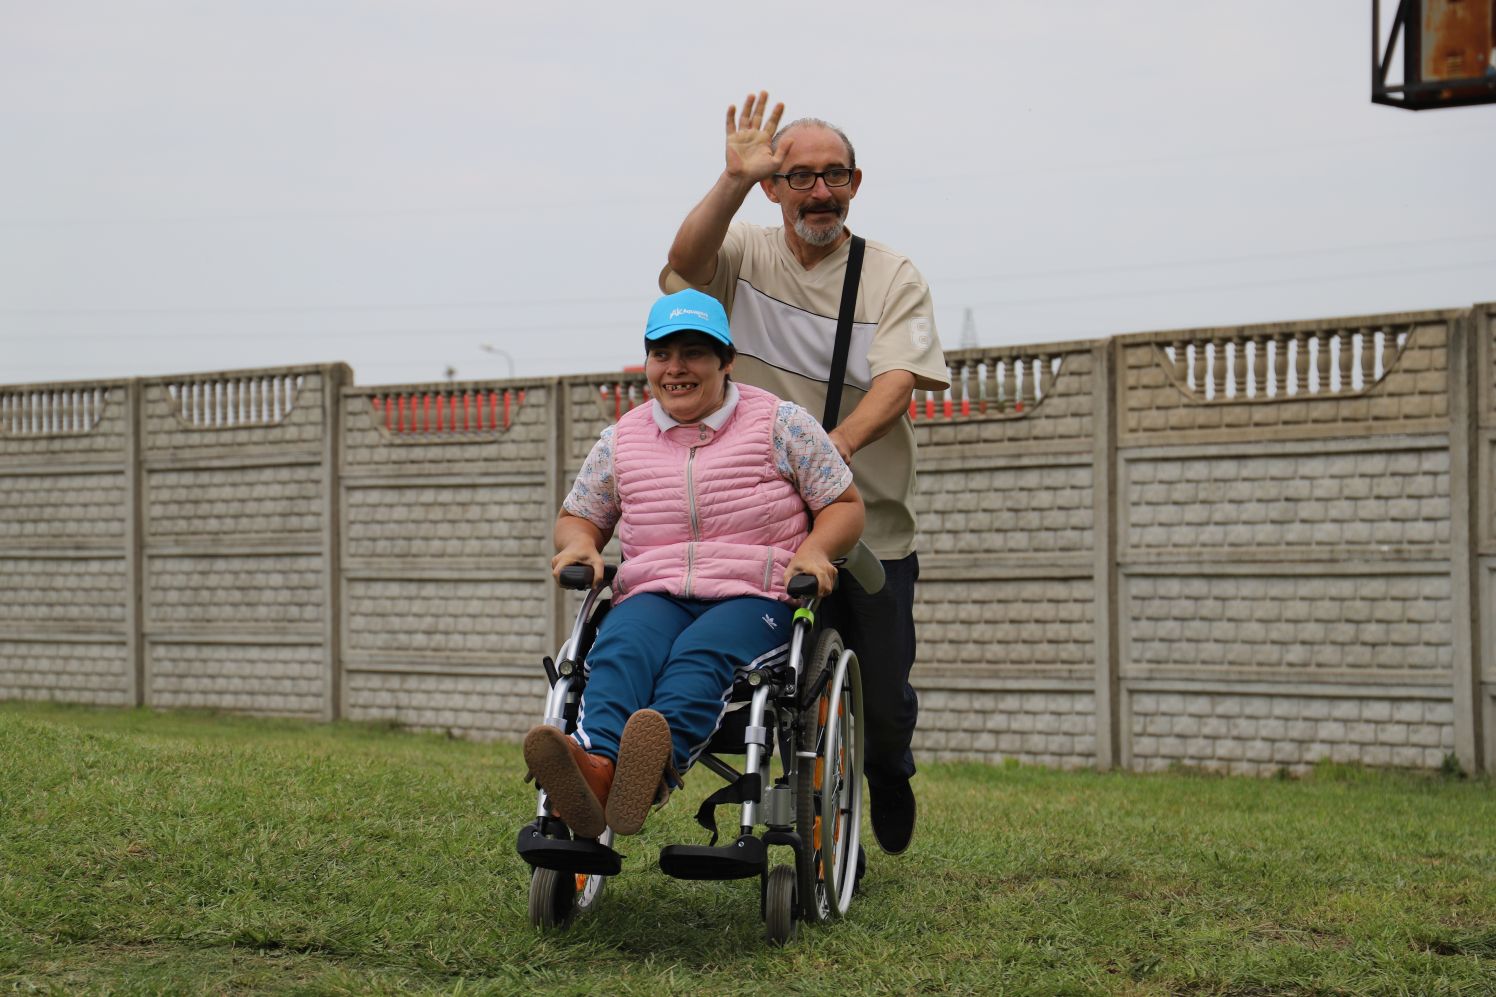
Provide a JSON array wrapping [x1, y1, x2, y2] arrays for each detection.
[[644, 289, 732, 348]]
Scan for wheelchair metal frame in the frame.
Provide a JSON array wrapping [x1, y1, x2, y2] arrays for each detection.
[[518, 555, 876, 942]]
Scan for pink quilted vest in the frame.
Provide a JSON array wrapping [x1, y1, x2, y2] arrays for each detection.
[[612, 382, 809, 605]]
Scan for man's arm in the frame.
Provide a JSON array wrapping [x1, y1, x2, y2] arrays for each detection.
[[829, 267, 948, 461], [666, 91, 791, 286], [827, 369, 916, 462], [667, 174, 757, 286]]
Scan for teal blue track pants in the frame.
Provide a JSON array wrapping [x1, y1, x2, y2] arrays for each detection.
[[573, 592, 792, 777]]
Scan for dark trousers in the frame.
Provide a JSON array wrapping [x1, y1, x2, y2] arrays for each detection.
[[824, 552, 920, 787]]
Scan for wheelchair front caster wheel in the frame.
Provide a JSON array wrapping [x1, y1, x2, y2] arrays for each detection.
[[528, 865, 607, 930], [529, 867, 576, 929], [764, 863, 798, 945]]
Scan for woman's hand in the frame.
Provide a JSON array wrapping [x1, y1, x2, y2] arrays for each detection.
[[552, 511, 608, 587], [785, 547, 838, 598], [551, 539, 604, 587]]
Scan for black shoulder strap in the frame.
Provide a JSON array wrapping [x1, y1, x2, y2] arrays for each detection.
[[821, 235, 866, 430]]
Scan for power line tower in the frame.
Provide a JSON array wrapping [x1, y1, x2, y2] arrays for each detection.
[[959, 308, 980, 350]]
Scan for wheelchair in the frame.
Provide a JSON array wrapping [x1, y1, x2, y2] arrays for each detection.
[[515, 544, 884, 944]]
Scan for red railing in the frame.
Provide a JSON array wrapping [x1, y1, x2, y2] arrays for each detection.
[[597, 381, 652, 422], [369, 389, 524, 434]]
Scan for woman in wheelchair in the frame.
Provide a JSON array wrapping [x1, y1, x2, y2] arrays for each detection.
[[524, 288, 863, 841]]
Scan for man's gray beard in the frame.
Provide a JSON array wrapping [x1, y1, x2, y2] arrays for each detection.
[[794, 213, 844, 247]]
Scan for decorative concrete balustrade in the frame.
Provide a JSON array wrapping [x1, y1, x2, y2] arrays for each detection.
[[165, 373, 305, 428], [1, 386, 111, 435], [915, 350, 1065, 420], [1, 303, 1492, 776], [1157, 323, 1412, 402]]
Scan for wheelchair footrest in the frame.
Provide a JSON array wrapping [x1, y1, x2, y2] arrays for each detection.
[[658, 834, 766, 881], [516, 822, 623, 876]]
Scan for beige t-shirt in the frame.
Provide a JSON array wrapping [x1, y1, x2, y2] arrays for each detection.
[[660, 222, 949, 559]]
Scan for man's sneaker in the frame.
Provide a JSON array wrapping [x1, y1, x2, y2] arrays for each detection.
[[523, 725, 614, 839], [868, 778, 916, 855], [606, 709, 673, 835]]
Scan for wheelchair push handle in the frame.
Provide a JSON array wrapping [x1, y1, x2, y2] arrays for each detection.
[[787, 541, 883, 601], [557, 564, 618, 590], [786, 572, 836, 600], [786, 574, 819, 599]]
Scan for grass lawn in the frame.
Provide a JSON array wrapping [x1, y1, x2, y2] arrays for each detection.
[[1, 700, 1492, 996]]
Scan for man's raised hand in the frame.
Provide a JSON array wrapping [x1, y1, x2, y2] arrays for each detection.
[[724, 90, 790, 183]]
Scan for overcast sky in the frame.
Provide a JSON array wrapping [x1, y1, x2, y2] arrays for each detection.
[[3, 1, 1493, 387]]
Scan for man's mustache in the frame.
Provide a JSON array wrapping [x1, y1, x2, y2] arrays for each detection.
[[797, 201, 844, 220]]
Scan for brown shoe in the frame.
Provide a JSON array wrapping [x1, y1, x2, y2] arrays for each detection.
[[523, 725, 614, 839], [606, 709, 674, 836]]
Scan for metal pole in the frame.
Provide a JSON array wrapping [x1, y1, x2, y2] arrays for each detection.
[[480, 344, 515, 380]]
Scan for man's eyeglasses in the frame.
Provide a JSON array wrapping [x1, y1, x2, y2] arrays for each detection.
[[772, 168, 854, 191]]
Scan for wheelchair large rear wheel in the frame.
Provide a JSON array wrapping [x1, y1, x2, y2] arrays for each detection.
[[794, 627, 864, 923]]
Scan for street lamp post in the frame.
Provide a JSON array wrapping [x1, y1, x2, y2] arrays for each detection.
[[479, 344, 515, 380]]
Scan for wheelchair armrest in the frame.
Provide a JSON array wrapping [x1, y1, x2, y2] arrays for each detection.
[[558, 564, 618, 590]]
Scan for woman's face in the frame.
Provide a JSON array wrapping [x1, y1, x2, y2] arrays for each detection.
[[646, 331, 733, 424]]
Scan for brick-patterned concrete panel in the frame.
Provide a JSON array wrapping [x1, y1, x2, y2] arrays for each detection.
[[0, 558, 126, 628], [1485, 439, 1496, 549], [916, 463, 1094, 555], [342, 385, 550, 474], [916, 688, 1096, 767], [147, 555, 323, 628], [344, 483, 549, 560], [143, 372, 327, 455], [569, 379, 637, 460], [148, 642, 324, 716], [0, 383, 129, 460], [0, 472, 126, 543], [1485, 561, 1496, 685], [1487, 304, 1495, 410], [1122, 322, 1450, 439], [916, 578, 1094, 676], [148, 465, 321, 539], [0, 640, 130, 705], [345, 579, 547, 656], [1129, 691, 1455, 774], [344, 670, 546, 741], [1126, 574, 1452, 673], [1484, 304, 1495, 427], [1125, 447, 1450, 551]]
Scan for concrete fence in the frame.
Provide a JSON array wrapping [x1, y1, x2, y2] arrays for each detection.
[[3, 302, 1492, 775]]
